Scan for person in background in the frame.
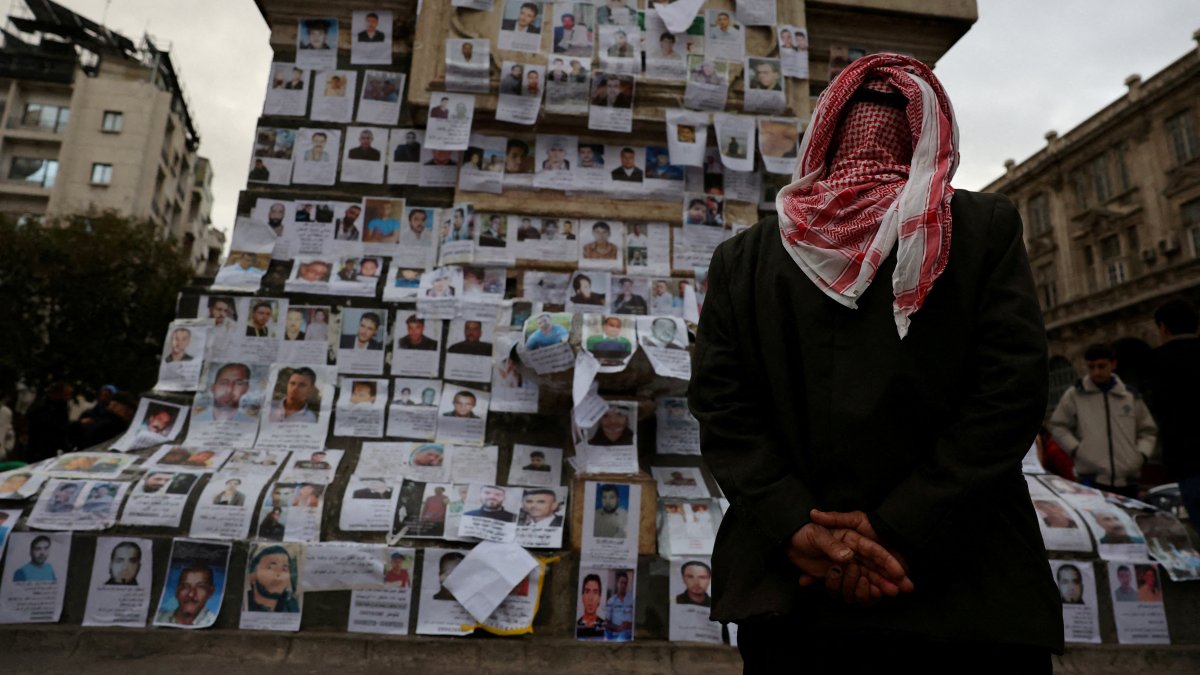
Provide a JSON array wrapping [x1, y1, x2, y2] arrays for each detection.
[[1145, 297, 1200, 525]]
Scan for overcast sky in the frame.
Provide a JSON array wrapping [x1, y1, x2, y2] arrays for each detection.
[[52, 0, 1199, 236]]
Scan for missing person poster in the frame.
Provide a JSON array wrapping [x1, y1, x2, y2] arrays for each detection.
[[254, 364, 336, 454], [444, 319, 496, 383], [660, 499, 719, 557], [342, 126, 389, 183], [665, 109, 710, 167], [638, 315, 691, 379], [155, 319, 210, 392], [653, 467, 710, 499], [437, 386, 490, 446], [335, 377, 388, 438], [496, 61, 546, 125], [515, 486, 568, 549], [300, 542, 387, 593], [152, 538, 231, 630], [338, 308, 389, 375], [446, 38, 491, 93], [44, 452, 136, 479], [263, 63, 310, 116], [213, 218, 275, 292], [459, 134, 507, 194], [82, 537, 153, 628], [656, 396, 701, 455], [292, 127, 341, 185], [517, 312, 575, 374], [296, 17, 338, 69], [581, 481, 641, 568], [418, 267, 464, 319], [582, 314, 637, 373], [240, 542, 304, 632], [416, 548, 474, 636], [587, 72, 634, 133], [0, 531, 71, 624], [109, 398, 189, 452], [668, 557, 721, 644], [758, 117, 801, 174], [507, 445, 563, 488], [340, 476, 403, 531], [425, 93, 475, 151], [281, 448, 343, 485], [575, 566, 636, 642], [713, 113, 756, 172], [1049, 560, 1101, 644], [119, 471, 200, 529], [143, 445, 233, 475], [0, 469, 44, 500], [348, 546, 416, 635], [643, 9, 688, 81], [278, 305, 332, 365], [1078, 504, 1149, 561], [387, 379, 443, 440], [1107, 561, 1170, 644], [26, 478, 129, 531], [256, 482, 326, 544], [778, 25, 809, 79], [1027, 477, 1093, 553], [388, 128, 424, 185], [350, 10, 394, 65], [457, 484, 521, 543], [743, 57, 785, 113], [1137, 511, 1200, 582], [545, 56, 591, 115], [684, 56, 730, 112], [497, 0, 545, 52], [311, 69, 357, 123], [248, 126, 295, 186], [575, 401, 639, 474], [189, 472, 270, 540]]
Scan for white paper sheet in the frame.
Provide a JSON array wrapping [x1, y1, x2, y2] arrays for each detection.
[[152, 538, 231, 629], [82, 536, 153, 628]]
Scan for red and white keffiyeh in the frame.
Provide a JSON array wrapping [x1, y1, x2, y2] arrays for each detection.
[[776, 53, 959, 338]]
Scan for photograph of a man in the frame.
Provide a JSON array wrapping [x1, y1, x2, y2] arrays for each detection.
[[156, 564, 217, 626], [357, 12, 385, 42], [394, 131, 421, 162], [245, 545, 300, 613], [448, 320, 492, 356], [303, 131, 331, 162], [432, 551, 464, 601], [589, 405, 634, 446], [46, 481, 81, 514], [502, 2, 541, 33], [341, 312, 384, 350], [465, 485, 517, 522], [523, 450, 551, 472], [163, 327, 194, 363], [586, 316, 633, 362], [399, 314, 438, 351], [348, 129, 382, 161], [604, 570, 634, 640], [106, 541, 142, 585], [353, 478, 392, 500], [443, 391, 479, 418], [268, 367, 319, 423], [525, 313, 569, 350], [593, 484, 627, 538], [518, 488, 563, 527], [245, 301, 275, 338], [300, 19, 332, 50], [609, 148, 643, 182], [675, 560, 712, 606], [294, 450, 331, 470], [748, 58, 782, 91], [13, 535, 56, 582], [641, 317, 686, 349], [576, 573, 607, 639], [196, 363, 255, 423], [1114, 565, 1138, 602], [213, 478, 245, 506], [1033, 499, 1078, 529]]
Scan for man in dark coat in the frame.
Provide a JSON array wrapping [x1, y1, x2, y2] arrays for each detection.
[[1146, 297, 1200, 524], [689, 54, 1061, 672]]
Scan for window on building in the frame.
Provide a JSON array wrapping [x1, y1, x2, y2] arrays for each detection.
[[101, 111, 123, 132], [1111, 147, 1130, 192], [1028, 193, 1051, 236], [1088, 154, 1112, 203], [1184, 198, 1200, 256], [1100, 234, 1126, 287], [1166, 110, 1199, 165], [21, 103, 69, 132], [90, 163, 113, 185], [1035, 262, 1057, 309], [1072, 173, 1090, 210], [8, 157, 58, 188], [1082, 245, 1098, 293]]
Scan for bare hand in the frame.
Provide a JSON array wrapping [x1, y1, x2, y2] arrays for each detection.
[[807, 509, 915, 595], [786, 520, 910, 605]]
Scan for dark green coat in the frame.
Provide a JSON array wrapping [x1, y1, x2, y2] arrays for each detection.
[[689, 191, 1063, 650]]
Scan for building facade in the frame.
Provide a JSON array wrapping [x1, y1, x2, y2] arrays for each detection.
[[984, 31, 1200, 403], [0, 0, 223, 273]]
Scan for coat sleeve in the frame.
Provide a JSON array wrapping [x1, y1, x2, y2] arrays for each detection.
[[689, 242, 816, 545], [1046, 389, 1081, 454], [873, 196, 1049, 554]]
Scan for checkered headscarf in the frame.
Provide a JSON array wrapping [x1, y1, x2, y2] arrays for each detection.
[[776, 53, 959, 338]]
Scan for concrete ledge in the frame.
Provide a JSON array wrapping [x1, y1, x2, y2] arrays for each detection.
[[5, 626, 1200, 674]]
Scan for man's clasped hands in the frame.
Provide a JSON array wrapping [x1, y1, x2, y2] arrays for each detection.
[[788, 509, 915, 606]]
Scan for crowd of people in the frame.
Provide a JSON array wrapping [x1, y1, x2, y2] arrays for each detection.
[[1040, 296, 1200, 525], [0, 383, 139, 465]]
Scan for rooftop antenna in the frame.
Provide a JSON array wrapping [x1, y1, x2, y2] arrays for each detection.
[[100, 0, 111, 26]]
